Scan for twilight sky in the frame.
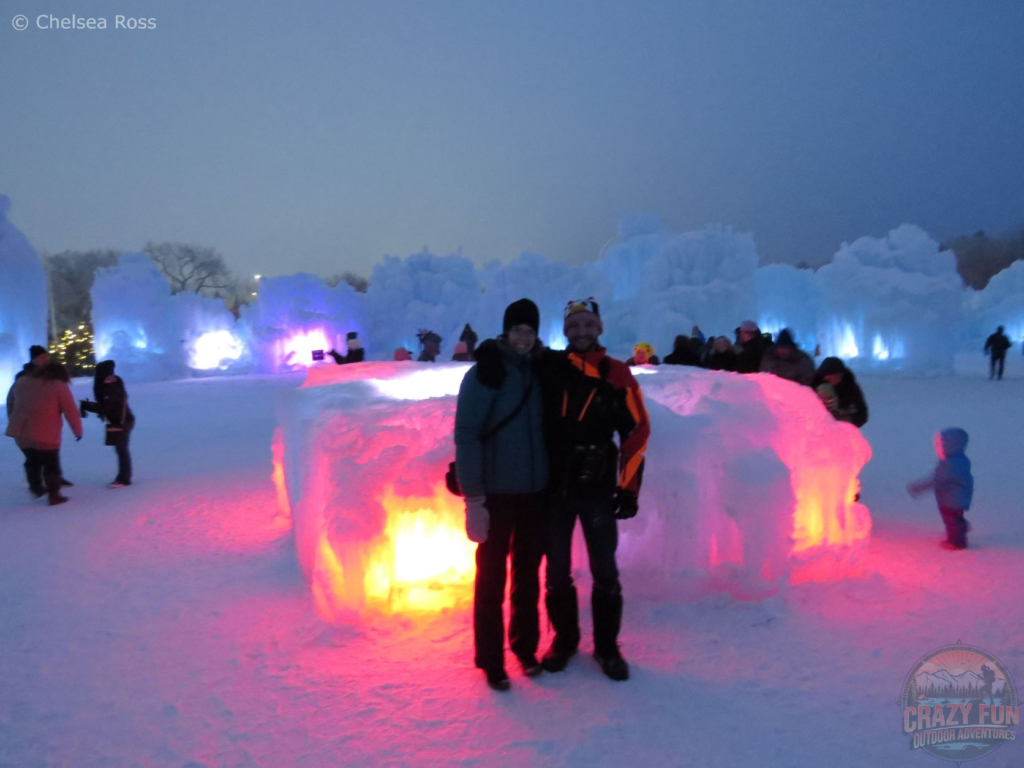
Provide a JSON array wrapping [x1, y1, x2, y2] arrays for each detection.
[[2, 0, 1023, 279]]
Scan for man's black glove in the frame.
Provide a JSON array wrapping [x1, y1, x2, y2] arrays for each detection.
[[613, 488, 639, 520], [473, 338, 505, 389]]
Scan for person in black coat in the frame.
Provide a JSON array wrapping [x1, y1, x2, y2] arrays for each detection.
[[328, 332, 365, 364], [983, 326, 1012, 380], [811, 357, 868, 428], [704, 336, 738, 372], [663, 335, 701, 367], [734, 320, 771, 374], [81, 360, 135, 487], [460, 323, 479, 355]]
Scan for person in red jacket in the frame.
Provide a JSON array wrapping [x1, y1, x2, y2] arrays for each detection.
[[5, 362, 83, 505], [537, 297, 650, 681]]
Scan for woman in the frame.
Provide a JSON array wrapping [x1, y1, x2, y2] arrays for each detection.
[[5, 362, 83, 505], [90, 360, 135, 487], [454, 299, 548, 691], [811, 357, 868, 427]]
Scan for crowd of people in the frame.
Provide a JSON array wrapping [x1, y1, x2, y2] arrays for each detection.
[[629, 321, 869, 428], [5, 345, 135, 505]]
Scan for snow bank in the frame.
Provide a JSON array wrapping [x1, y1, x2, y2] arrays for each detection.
[[0, 196, 47, 392], [276, 363, 872, 620]]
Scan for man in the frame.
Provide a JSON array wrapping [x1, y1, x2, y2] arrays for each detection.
[[7, 345, 74, 493], [983, 326, 1011, 380], [759, 329, 815, 386], [539, 298, 650, 681], [15, 344, 49, 380], [734, 320, 770, 374]]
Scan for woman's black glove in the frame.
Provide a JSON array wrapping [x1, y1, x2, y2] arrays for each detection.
[[473, 338, 505, 389]]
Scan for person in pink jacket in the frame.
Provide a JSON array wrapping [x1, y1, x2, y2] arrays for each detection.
[[5, 362, 83, 505]]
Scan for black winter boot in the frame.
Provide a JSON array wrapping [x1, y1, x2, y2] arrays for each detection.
[[591, 588, 623, 659], [594, 646, 630, 681]]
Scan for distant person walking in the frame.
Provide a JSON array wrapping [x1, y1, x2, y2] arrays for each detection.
[[983, 326, 1011, 380], [5, 362, 83, 505], [80, 360, 135, 488]]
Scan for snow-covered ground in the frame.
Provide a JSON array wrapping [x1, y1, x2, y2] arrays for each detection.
[[2, 356, 1024, 767]]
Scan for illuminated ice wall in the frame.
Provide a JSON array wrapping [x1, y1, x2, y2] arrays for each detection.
[[276, 363, 872, 619], [0, 196, 48, 392], [92, 253, 183, 381], [962, 261, 1024, 351], [815, 225, 962, 373], [76, 220, 977, 381], [363, 252, 482, 360], [175, 293, 250, 373], [596, 223, 760, 358], [755, 264, 820, 350], [478, 252, 614, 352], [239, 273, 365, 373]]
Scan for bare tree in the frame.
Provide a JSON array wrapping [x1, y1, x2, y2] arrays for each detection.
[[325, 271, 369, 293], [143, 241, 233, 295], [45, 249, 121, 331]]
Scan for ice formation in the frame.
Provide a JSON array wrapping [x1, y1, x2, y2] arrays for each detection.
[[15, 198, 984, 381], [176, 293, 249, 373], [363, 252, 481, 361], [962, 260, 1024, 351], [239, 273, 364, 373], [814, 225, 962, 373], [91, 253, 184, 381], [0, 196, 48, 391], [275, 363, 872, 618]]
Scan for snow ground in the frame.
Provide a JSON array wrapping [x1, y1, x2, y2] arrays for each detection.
[[2, 357, 1024, 767]]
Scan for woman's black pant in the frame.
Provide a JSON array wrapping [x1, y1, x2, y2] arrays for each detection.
[[113, 430, 132, 483], [473, 493, 545, 671]]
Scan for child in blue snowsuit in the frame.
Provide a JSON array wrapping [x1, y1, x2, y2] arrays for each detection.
[[908, 428, 974, 550]]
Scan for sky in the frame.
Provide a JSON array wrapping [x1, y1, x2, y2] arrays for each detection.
[[2, 0, 1023, 279]]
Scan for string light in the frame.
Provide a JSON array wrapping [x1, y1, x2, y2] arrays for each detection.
[[50, 323, 96, 376]]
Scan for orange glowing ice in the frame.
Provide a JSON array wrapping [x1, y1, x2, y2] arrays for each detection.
[[313, 483, 476, 619]]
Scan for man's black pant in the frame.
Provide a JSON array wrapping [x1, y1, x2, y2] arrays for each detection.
[[20, 448, 61, 497], [990, 354, 1006, 380], [473, 493, 545, 671], [545, 494, 623, 656]]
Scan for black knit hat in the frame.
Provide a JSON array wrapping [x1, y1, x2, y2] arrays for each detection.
[[817, 357, 848, 376], [503, 298, 540, 334], [29, 345, 47, 359]]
